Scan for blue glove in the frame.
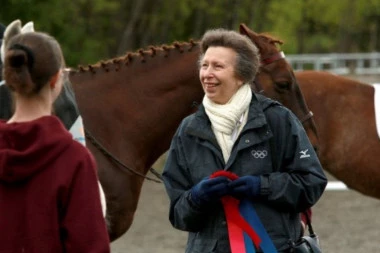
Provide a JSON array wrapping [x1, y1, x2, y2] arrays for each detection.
[[228, 175, 261, 199], [190, 177, 230, 207]]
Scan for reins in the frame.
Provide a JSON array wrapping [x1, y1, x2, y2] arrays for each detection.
[[83, 97, 201, 183], [85, 129, 163, 183], [252, 51, 314, 125]]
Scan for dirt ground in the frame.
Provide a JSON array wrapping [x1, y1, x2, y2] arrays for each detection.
[[111, 75, 380, 253]]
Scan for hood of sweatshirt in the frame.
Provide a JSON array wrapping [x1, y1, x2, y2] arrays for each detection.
[[0, 116, 73, 183]]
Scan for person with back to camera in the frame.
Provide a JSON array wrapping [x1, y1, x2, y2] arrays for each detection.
[[162, 28, 327, 253], [0, 31, 110, 252], [0, 19, 107, 217]]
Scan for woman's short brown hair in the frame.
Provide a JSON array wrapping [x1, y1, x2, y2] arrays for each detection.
[[199, 28, 260, 83]]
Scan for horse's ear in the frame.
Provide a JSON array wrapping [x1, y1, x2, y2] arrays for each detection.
[[3, 20, 22, 39], [239, 23, 260, 40], [21, 21, 34, 33], [239, 23, 250, 36], [239, 23, 264, 50], [1, 19, 22, 63]]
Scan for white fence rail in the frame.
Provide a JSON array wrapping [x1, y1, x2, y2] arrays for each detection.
[[286, 52, 380, 75], [326, 181, 348, 191]]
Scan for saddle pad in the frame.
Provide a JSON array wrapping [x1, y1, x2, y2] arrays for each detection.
[[69, 116, 86, 146]]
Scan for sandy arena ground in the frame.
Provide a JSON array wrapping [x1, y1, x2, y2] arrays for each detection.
[[111, 172, 380, 253]]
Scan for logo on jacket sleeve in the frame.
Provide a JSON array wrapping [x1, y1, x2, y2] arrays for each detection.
[[300, 149, 310, 159], [251, 150, 268, 159]]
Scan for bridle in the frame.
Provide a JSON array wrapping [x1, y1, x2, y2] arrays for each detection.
[[252, 51, 314, 125]]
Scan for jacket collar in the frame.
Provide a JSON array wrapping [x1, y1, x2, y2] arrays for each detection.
[[186, 105, 218, 145]]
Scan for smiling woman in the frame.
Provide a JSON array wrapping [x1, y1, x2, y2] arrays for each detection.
[[162, 28, 327, 253], [199, 47, 244, 104]]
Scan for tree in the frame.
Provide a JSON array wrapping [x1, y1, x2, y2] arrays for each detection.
[[1, 0, 378, 67]]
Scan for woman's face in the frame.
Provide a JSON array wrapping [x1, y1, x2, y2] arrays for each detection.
[[199, 46, 244, 104]]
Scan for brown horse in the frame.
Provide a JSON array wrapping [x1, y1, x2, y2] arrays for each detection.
[[294, 71, 380, 199], [69, 41, 203, 240], [68, 24, 316, 241]]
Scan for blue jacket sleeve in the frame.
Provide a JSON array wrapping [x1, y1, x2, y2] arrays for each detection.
[[262, 108, 327, 212]]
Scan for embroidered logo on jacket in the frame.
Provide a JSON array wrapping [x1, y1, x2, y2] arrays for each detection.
[[251, 150, 268, 159], [300, 149, 311, 159]]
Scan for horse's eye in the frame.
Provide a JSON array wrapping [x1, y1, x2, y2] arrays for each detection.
[[276, 81, 291, 90]]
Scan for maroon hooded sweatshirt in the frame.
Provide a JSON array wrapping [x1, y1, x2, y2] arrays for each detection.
[[0, 116, 110, 252]]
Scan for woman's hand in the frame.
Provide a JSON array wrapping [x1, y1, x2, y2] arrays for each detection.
[[190, 177, 231, 207], [228, 175, 261, 199]]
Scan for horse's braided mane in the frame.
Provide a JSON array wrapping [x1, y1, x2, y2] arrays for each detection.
[[73, 39, 199, 74]]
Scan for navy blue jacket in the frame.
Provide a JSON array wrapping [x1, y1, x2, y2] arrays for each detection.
[[162, 93, 327, 252]]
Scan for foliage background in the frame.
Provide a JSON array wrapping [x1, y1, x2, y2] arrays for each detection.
[[1, 0, 379, 67]]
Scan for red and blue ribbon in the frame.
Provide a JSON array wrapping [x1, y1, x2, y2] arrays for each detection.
[[211, 171, 277, 253]]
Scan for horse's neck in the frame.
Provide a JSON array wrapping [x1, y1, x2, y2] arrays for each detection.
[[70, 45, 204, 169]]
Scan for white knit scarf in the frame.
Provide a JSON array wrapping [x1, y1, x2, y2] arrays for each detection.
[[203, 84, 252, 162]]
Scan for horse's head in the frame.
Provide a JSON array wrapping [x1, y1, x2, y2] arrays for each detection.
[[0, 20, 34, 64], [239, 24, 319, 150]]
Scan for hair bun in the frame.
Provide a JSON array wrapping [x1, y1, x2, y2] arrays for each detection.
[[9, 52, 27, 68], [8, 43, 35, 70]]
